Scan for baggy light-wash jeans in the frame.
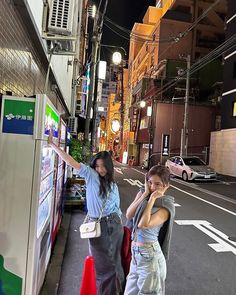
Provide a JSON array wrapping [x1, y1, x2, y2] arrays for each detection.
[[124, 241, 167, 295], [88, 213, 125, 295]]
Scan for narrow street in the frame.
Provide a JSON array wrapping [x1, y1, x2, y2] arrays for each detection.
[[1, 2, 236, 295]]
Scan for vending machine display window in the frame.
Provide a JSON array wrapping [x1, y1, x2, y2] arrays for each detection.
[[44, 103, 59, 137]]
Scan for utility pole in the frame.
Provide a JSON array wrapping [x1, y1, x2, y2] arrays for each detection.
[[91, 45, 101, 152], [180, 54, 191, 157], [83, 0, 109, 151], [147, 97, 157, 170], [120, 65, 124, 158], [84, 20, 99, 146]]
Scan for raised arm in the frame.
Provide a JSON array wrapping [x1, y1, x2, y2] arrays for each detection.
[[138, 186, 169, 229], [48, 134, 81, 170], [126, 174, 150, 220], [126, 190, 149, 220]]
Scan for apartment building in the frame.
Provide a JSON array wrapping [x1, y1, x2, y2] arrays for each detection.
[[128, 0, 226, 165]]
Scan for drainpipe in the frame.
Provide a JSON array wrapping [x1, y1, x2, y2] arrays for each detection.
[[71, 0, 83, 117]]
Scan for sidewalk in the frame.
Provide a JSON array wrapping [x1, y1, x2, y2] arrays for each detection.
[[41, 206, 128, 295], [40, 207, 89, 295]]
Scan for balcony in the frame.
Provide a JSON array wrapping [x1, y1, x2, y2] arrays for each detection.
[[163, 10, 192, 23]]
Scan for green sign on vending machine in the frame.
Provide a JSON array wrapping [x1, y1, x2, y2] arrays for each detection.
[[0, 255, 22, 295], [2, 99, 35, 135]]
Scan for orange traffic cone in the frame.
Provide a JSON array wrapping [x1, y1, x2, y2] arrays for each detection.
[[80, 256, 97, 295]]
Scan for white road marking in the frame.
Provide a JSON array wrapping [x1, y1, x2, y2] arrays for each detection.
[[123, 178, 143, 187], [172, 178, 236, 205], [172, 185, 236, 216], [114, 167, 124, 175], [175, 220, 236, 255], [132, 168, 145, 175]]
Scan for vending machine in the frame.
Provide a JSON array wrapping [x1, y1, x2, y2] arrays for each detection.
[[64, 128, 71, 182], [51, 119, 66, 244], [0, 94, 60, 295]]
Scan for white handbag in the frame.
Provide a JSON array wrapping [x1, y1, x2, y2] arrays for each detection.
[[79, 221, 101, 239], [79, 191, 110, 239]]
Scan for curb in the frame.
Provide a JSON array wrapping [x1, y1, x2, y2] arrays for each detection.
[[40, 211, 72, 295]]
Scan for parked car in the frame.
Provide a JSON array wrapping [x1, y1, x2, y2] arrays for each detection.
[[165, 156, 217, 181]]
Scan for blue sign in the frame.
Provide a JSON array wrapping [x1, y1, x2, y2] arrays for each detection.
[[2, 100, 35, 135]]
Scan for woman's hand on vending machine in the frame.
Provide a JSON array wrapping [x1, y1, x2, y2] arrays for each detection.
[[48, 130, 54, 146]]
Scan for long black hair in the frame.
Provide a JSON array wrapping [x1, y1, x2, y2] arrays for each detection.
[[90, 151, 115, 197]]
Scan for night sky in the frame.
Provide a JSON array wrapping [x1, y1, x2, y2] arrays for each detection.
[[93, 0, 156, 62]]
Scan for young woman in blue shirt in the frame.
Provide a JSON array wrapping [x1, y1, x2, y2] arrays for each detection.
[[48, 136, 124, 295]]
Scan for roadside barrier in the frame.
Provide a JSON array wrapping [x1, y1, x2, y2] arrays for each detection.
[[80, 256, 97, 295]]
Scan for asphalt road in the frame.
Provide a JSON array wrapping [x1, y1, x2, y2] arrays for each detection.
[[114, 164, 236, 295]]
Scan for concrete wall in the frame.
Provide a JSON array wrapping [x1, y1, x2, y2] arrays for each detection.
[[153, 103, 216, 154], [0, 1, 49, 102], [135, 102, 216, 165], [159, 18, 192, 62], [0, 0, 74, 113], [209, 129, 236, 177]]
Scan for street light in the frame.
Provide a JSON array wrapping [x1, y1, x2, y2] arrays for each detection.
[[91, 45, 127, 155], [109, 49, 126, 162], [111, 119, 121, 133], [140, 100, 146, 108], [112, 52, 122, 65]]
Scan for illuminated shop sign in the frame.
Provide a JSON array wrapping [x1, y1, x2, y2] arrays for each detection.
[[44, 103, 59, 138]]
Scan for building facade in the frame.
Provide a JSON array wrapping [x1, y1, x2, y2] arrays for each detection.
[[209, 0, 236, 176], [0, 1, 83, 293], [128, 0, 226, 165]]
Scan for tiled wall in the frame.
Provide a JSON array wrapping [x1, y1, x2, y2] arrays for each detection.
[[210, 129, 236, 177], [0, 0, 59, 108]]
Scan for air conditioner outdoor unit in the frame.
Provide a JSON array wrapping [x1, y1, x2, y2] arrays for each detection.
[[48, 0, 75, 35], [75, 100, 82, 114], [68, 116, 78, 134]]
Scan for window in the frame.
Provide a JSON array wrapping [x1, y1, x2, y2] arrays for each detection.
[[183, 157, 205, 165], [233, 101, 236, 117], [175, 157, 183, 165], [233, 62, 236, 79], [140, 117, 149, 129], [156, 1, 162, 8]]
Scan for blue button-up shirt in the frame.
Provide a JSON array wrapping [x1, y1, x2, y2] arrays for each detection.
[[74, 163, 122, 218]]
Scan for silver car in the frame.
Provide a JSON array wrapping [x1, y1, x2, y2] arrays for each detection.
[[165, 156, 217, 181]]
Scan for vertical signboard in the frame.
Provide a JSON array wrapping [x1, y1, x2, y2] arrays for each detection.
[[162, 134, 170, 156]]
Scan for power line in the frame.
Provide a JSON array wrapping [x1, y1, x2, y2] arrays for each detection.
[[158, 0, 223, 59], [104, 17, 174, 43], [104, 0, 222, 47], [180, 0, 222, 38], [104, 21, 173, 44], [154, 34, 236, 98]]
